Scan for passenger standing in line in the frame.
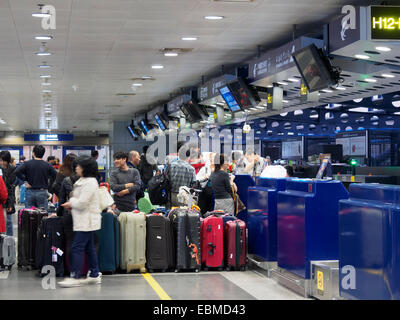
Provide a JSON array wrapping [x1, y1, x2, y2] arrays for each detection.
[[15, 145, 57, 211], [58, 155, 102, 288], [15, 155, 26, 205], [110, 152, 142, 212], [127, 150, 140, 169], [138, 146, 158, 189], [210, 153, 236, 216], [165, 141, 196, 208], [91, 149, 102, 183], [0, 151, 16, 236], [52, 153, 78, 198]]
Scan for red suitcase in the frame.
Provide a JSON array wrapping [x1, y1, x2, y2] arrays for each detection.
[[224, 220, 247, 271], [201, 215, 224, 270]]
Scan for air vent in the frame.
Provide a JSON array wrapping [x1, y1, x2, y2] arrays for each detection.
[[130, 77, 155, 81], [213, 0, 253, 2], [116, 93, 136, 96], [160, 48, 193, 54]]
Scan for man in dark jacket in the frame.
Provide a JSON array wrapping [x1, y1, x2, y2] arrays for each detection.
[[0, 151, 16, 236], [138, 146, 158, 189], [15, 145, 57, 211]]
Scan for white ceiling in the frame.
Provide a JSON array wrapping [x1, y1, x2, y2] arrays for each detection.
[[0, 0, 371, 132]]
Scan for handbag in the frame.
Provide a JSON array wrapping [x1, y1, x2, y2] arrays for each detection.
[[98, 186, 114, 211], [232, 188, 246, 216]]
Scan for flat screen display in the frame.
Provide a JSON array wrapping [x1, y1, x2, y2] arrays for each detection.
[[227, 78, 259, 109], [180, 104, 194, 123], [282, 140, 303, 159], [155, 113, 167, 131], [218, 86, 241, 112], [185, 100, 208, 122], [127, 125, 138, 139], [139, 120, 149, 135], [371, 6, 400, 40], [292, 44, 334, 93]]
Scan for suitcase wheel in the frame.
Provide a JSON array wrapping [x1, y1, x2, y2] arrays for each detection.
[[217, 267, 223, 271], [203, 267, 208, 272], [175, 269, 179, 273], [162, 269, 167, 273], [148, 269, 154, 273], [226, 267, 231, 272], [195, 269, 199, 273], [140, 267, 147, 273]]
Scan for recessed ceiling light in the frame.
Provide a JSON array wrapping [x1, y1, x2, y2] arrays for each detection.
[[32, 12, 51, 18], [282, 100, 289, 103], [382, 74, 395, 78], [336, 86, 346, 90], [42, 90, 52, 93], [267, 85, 273, 88], [38, 64, 51, 68], [204, 16, 224, 20], [141, 76, 152, 79], [365, 78, 377, 83], [164, 52, 178, 57], [181, 37, 198, 41], [151, 65, 164, 69], [355, 54, 370, 60], [132, 83, 143, 87], [40, 75, 51, 79], [41, 82, 51, 86], [277, 81, 288, 85], [35, 35, 53, 40], [375, 46, 391, 52], [321, 89, 333, 93], [36, 52, 51, 56], [288, 78, 300, 82]]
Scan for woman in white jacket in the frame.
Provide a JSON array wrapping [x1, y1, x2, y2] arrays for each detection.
[[58, 155, 102, 288]]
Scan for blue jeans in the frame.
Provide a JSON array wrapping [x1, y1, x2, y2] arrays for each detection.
[[3, 208, 13, 236], [71, 231, 99, 279], [25, 189, 48, 211]]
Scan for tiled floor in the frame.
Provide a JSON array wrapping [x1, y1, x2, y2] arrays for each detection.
[[0, 210, 305, 300]]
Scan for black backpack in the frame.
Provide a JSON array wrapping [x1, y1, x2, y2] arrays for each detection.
[[148, 173, 170, 205]]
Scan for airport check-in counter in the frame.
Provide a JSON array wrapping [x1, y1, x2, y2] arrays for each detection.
[[233, 175, 256, 222], [246, 178, 287, 266], [276, 179, 349, 280], [339, 184, 400, 300]]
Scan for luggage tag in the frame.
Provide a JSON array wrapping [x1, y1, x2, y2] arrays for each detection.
[[51, 247, 57, 263]]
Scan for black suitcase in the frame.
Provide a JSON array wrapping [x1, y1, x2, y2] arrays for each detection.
[[35, 216, 65, 277], [146, 213, 175, 272], [18, 208, 48, 270], [169, 208, 201, 272]]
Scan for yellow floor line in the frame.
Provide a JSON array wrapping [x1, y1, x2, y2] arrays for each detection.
[[142, 273, 172, 300]]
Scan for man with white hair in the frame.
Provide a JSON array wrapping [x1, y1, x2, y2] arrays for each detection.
[[127, 150, 140, 170]]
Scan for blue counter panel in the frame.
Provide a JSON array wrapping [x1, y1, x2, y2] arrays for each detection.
[[339, 183, 400, 300], [247, 178, 287, 261], [277, 179, 349, 279]]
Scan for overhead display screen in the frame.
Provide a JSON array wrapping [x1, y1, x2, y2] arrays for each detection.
[[218, 86, 241, 112], [282, 140, 303, 159], [127, 125, 138, 139], [139, 120, 149, 135], [292, 44, 334, 93], [155, 114, 166, 131], [370, 6, 400, 40], [228, 78, 258, 110]]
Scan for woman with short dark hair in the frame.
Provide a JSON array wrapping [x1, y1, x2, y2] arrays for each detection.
[[210, 154, 235, 216], [58, 155, 102, 288], [52, 153, 78, 198]]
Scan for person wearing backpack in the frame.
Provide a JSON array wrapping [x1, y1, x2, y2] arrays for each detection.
[[138, 146, 158, 189], [58, 155, 102, 288]]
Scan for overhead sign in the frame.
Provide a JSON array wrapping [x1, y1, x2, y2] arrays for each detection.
[[249, 37, 323, 84], [197, 74, 235, 102], [24, 134, 74, 142], [370, 6, 400, 40], [167, 94, 190, 114]]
